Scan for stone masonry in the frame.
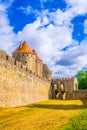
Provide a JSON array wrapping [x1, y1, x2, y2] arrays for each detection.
[[0, 42, 51, 107], [0, 41, 87, 108], [12, 41, 52, 79], [51, 78, 87, 100]]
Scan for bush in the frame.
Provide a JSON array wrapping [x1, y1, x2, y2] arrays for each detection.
[[63, 109, 87, 130]]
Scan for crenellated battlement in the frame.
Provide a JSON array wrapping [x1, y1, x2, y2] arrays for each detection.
[[51, 77, 79, 100], [11, 41, 52, 80], [0, 50, 50, 82], [55, 77, 77, 82], [0, 49, 51, 107], [0, 50, 7, 59]]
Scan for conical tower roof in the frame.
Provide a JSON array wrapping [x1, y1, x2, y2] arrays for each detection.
[[43, 64, 49, 71], [12, 41, 33, 54], [32, 49, 42, 61]]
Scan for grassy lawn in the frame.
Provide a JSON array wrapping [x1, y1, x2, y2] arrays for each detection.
[[63, 108, 87, 130], [0, 100, 87, 130]]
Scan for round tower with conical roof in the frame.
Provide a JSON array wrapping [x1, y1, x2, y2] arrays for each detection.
[[32, 49, 43, 77], [12, 41, 36, 73]]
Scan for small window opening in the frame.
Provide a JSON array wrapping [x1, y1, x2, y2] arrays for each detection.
[[14, 60, 16, 65], [6, 55, 9, 60], [21, 64, 22, 69], [25, 61, 27, 63], [26, 67, 28, 71]]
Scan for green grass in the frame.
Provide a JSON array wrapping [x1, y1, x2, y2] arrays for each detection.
[[63, 108, 87, 130], [0, 100, 87, 130]]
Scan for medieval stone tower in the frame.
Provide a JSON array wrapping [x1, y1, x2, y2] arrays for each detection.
[[12, 41, 52, 79], [12, 41, 35, 72], [32, 49, 43, 77]]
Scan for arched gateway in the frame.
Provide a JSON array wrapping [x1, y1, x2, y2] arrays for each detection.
[[51, 78, 78, 100]]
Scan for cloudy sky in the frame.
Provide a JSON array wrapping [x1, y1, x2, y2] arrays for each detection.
[[0, 0, 87, 78]]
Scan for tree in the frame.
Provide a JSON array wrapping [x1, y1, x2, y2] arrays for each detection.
[[76, 70, 87, 90]]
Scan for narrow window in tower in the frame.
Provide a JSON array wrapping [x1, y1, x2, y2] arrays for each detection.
[[14, 60, 16, 65], [6, 55, 9, 60], [26, 67, 28, 71], [21, 64, 22, 69], [25, 61, 27, 64]]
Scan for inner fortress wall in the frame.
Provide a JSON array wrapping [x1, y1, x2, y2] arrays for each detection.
[[52, 78, 87, 100], [65, 90, 87, 100], [0, 51, 50, 107], [53, 77, 78, 92]]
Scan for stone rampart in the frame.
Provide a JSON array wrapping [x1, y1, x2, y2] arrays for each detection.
[[51, 78, 87, 100], [65, 90, 87, 100], [0, 51, 50, 107]]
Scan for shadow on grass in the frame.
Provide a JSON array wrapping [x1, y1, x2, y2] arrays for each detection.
[[27, 100, 87, 110], [28, 104, 87, 110], [81, 99, 87, 105]]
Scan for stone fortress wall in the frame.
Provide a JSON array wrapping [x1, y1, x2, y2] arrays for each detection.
[[65, 90, 87, 100], [0, 41, 87, 108], [0, 50, 51, 107], [51, 78, 87, 100]]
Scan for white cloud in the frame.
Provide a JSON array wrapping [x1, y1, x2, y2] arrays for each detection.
[[49, 40, 87, 78], [19, 6, 39, 16], [65, 0, 87, 15], [15, 3, 87, 78], [20, 6, 31, 14], [16, 15, 74, 78], [17, 16, 72, 58], [39, 0, 53, 9], [0, 2, 16, 54], [0, 0, 14, 8], [1, 0, 87, 78]]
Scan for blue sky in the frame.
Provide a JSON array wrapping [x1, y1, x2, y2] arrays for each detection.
[[0, 0, 87, 78]]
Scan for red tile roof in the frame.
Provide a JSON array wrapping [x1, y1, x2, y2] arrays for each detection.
[[32, 49, 42, 61], [12, 41, 33, 54]]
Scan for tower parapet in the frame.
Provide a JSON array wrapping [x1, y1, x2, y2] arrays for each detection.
[[43, 64, 52, 81], [32, 49, 42, 77]]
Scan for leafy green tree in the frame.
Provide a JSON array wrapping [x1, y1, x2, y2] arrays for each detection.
[[76, 70, 87, 89]]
